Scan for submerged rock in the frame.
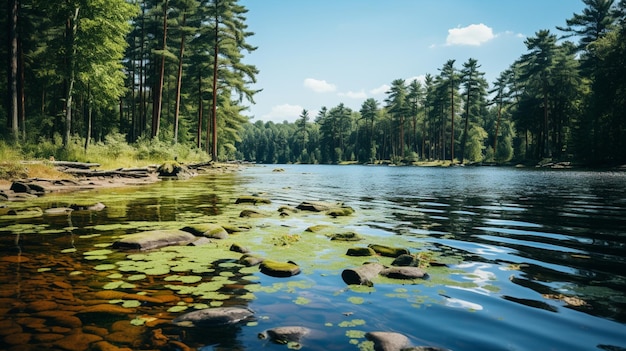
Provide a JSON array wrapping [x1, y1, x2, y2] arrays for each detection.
[[365, 331, 411, 351], [172, 307, 254, 327], [112, 229, 197, 250], [260, 260, 301, 277], [239, 209, 269, 218], [235, 195, 272, 205], [259, 326, 310, 345], [44, 207, 74, 216], [70, 202, 106, 211], [328, 231, 363, 241]]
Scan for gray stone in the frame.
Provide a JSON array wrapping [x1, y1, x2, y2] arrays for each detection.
[[172, 307, 254, 327]]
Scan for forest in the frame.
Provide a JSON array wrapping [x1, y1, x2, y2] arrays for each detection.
[[1, 0, 625, 166]]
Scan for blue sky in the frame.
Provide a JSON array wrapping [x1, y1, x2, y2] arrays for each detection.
[[239, 0, 586, 124]]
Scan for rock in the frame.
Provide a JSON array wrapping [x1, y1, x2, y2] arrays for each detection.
[[391, 254, 419, 267], [54, 331, 103, 351], [272, 168, 285, 172], [4, 332, 32, 345], [305, 225, 329, 233], [380, 267, 427, 280], [326, 206, 354, 217], [181, 223, 229, 239], [188, 237, 212, 246], [1, 255, 30, 263], [172, 307, 254, 327], [111, 229, 197, 250], [230, 243, 250, 253], [44, 207, 74, 216], [25, 300, 59, 312], [34, 333, 65, 343], [70, 202, 106, 211], [365, 331, 411, 351], [328, 232, 363, 241], [346, 247, 376, 256], [93, 340, 134, 351], [222, 224, 251, 233], [239, 254, 265, 266], [342, 262, 384, 286], [259, 326, 310, 344], [35, 310, 82, 328], [401, 347, 452, 351], [278, 206, 298, 214], [368, 244, 410, 258], [157, 161, 188, 177], [239, 209, 269, 218], [150, 328, 169, 348], [259, 260, 301, 277], [77, 304, 135, 315], [235, 195, 272, 204], [296, 201, 334, 212]]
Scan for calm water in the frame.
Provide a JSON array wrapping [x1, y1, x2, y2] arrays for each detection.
[[1, 165, 625, 351]]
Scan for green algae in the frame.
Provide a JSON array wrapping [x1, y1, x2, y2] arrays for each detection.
[[338, 319, 366, 327], [127, 274, 147, 281], [94, 264, 117, 271], [347, 296, 365, 305], [168, 305, 188, 313], [294, 296, 310, 305], [61, 248, 77, 253]]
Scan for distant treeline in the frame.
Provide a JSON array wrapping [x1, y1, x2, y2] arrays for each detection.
[[1, 0, 625, 166]]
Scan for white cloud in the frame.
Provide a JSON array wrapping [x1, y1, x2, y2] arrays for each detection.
[[369, 84, 390, 95], [446, 23, 495, 46], [407, 75, 426, 85], [262, 103, 304, 123], [303, 78, 337, 93], [339, 90, 367, 99]]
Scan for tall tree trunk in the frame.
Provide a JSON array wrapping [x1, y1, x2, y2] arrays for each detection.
[[138, 3, 145, 139], [493, 100, 502, 159], [450, 81, 455, 162], [64, 6, 80, 148], [84, 84, 92, 152], [173, 11, 186, 144], [19, 37, 25, 140], [9, 0, 19, 142], [211, 12, 219, 161], [460, 84, 471, 164], [151, 0, 168, 139], [197, 71, 203, 149]]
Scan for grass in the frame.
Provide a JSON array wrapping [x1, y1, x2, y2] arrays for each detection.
[[0, 134, 211, 184]]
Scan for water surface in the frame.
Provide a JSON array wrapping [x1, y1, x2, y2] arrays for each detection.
[[1, 165, 625, 351]]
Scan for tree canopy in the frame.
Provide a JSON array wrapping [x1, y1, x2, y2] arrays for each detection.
[[1, 0, 625, 166]]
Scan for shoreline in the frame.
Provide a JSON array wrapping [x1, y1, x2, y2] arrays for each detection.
[[0, 161, 244, 202]]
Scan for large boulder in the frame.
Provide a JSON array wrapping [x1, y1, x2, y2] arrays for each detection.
[[172, 307, 254, 327], [368, 244, 410, 258], [380, 266, 428, 280], [112, 230, 197, 250], [181, 223, 229, 239], [341, 262, 384, 286], [365, 331, 411, 351], [260, 260, 301, 277]]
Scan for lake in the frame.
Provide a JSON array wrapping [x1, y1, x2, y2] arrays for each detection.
[[1, 164, 625, 351]]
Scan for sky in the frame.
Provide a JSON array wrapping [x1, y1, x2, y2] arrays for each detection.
[[238, 0, 586, 124]]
